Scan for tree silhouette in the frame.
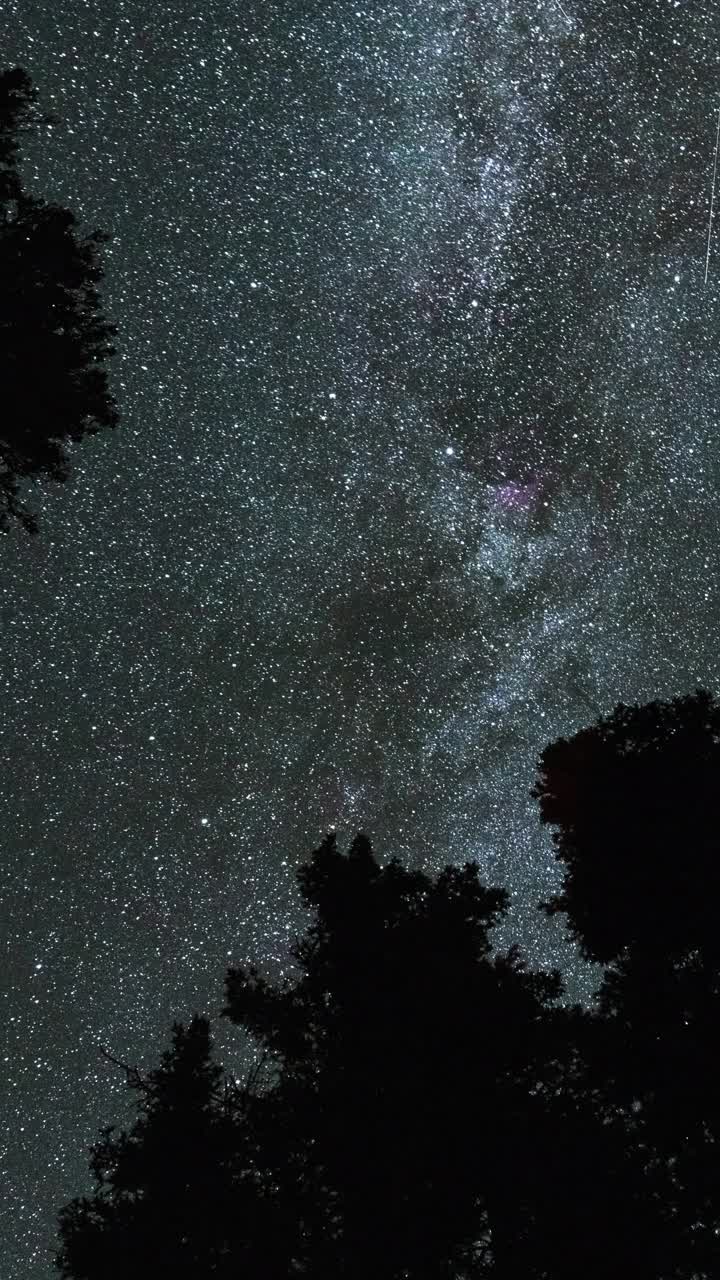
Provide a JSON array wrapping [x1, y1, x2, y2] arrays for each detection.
[[56, 824, 696, 1278], [0, 67, 118, 533], [535, 690, 720, 1275], [223, 831, 651, 1279], [534, 688, 720, 966], [55, 1015, 268, 1279]]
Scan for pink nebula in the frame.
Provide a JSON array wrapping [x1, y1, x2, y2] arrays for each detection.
[[491, 479, 542, 514]]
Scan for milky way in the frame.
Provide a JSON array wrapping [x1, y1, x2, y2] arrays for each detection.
[[2, 1, 720, 1274]]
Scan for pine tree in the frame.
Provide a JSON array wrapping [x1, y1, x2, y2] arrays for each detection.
[[534, 690, 720, 1276], [55, 1015, 263, 1279], [56, 826, 691, 1278], [0, 67, 118, 532], [223, 831, 576, 1279]]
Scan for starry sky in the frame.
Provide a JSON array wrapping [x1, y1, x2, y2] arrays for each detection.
[[2, 0, 720, 1274]]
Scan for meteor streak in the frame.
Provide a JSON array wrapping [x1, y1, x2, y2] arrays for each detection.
[[705, 106, 720, 284]]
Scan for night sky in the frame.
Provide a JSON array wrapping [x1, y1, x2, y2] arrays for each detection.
[[2, 0, 720, 1274]]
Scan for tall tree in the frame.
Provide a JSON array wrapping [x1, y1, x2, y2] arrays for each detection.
[[534, 688, 720, 968], [0, 67, 118, 532], [534, 690, 720, 1275], [55, 1015, 267, 1279], [224, 831, 646, 1279], [55, 828, 687, 1279]]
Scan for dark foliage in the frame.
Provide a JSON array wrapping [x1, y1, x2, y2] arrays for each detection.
[[55, 1016, 267, 1279], [534, 688, 720, 966], [224, 833, 541, 1278], [535, 689, 720, 1275], [57, 690, 720, 1277], [222, 832, 675, 1279], [0, 67, 118, 532]]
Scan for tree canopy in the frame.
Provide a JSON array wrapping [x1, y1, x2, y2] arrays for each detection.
[[535, 689, 720, 1275], [0, 66, 118, 532], [534, 688, 720, 965], [54, 692, 720, 1278], [55, 1016, 266, 1279], [223, 832, 557, 1279]]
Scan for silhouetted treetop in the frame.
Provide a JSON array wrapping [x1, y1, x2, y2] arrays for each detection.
[[55, 822, 704, 1280], [534, 691, 720, 1275], [223, 831, 523, 1068], [534, 689, 720, 965], [0, 66, 118, 532], [55, 1015, 259, 1279], [0, 67, 56, 195], [223, 832, 572, 1280]]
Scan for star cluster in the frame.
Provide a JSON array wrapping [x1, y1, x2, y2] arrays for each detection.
[[2, 1, 720, 1274]]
